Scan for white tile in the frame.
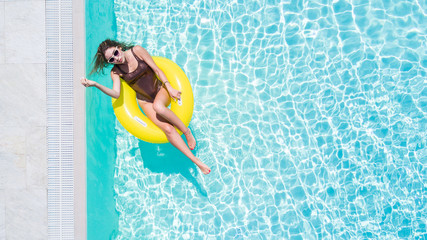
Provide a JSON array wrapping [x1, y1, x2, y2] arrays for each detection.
[[0, 126, 26, 156], [0, 152, 26, 189], [0, 126, 27, 190], [0, 64, 46, 127], [26, 155, 47, 188], [0, 2, 4, 64], [3, 0, 45, 2], [4, 1, 45, 63], [25, 126, 45, 159], [5, 188, 47, 240], [26, 126, 47, 188], [0, 190, 5, 240]]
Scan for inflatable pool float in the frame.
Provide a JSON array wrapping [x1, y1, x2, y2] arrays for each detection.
[[112, 56, 194, 143]]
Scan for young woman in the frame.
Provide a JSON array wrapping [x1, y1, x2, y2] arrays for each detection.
[[81, 39, 211, 175]]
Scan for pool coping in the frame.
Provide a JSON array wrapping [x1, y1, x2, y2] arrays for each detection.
[[73, 0, 87, 238]]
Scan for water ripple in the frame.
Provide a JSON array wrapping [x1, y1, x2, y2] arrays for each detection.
[[112, 0, 426, 239]]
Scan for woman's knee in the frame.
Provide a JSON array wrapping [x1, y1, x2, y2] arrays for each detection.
[[152, 101, 166, 115], [160, 123, 175, 135]]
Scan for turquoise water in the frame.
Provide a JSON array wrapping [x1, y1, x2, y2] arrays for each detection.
[[87, 0, 426, 239], [86, 0, 119, 238]]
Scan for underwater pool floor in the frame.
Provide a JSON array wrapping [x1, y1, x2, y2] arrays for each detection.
[[87, 0, 426, 239]]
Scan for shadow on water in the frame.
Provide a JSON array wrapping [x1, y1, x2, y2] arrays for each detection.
[[137, 137, 208, 197]]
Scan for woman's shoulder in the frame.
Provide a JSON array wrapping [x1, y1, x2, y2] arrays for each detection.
[[131, 45, 150, 61], [132, 45, 145, 52], [133, 44, 144, 48]]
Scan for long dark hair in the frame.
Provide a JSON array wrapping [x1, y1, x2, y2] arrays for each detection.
[[90, 39, 134, 75]]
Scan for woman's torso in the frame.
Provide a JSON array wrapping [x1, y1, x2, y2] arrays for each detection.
[[113, 47, 161, 101]]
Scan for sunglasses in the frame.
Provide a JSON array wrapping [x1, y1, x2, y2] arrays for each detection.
[[107, 47, 120, 63]]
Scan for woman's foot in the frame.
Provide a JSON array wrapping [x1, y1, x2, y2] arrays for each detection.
[[197, 160, 211, 175], [184, 128, 196, 150]]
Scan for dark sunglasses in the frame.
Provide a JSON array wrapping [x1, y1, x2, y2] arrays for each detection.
[[107, 47, 120, 63]]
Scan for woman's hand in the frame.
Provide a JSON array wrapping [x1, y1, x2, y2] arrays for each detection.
[[166, 84, 181, 101], [80, 77, 97, 87]]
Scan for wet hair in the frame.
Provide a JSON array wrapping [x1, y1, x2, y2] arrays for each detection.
[[90, 39, 134, 75]]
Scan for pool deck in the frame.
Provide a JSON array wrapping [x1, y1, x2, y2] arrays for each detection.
[[0, 0, 47, 239], [0, 0, 86, 239]]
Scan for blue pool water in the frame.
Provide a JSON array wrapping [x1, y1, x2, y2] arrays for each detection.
[[87, 0, 426, 239]]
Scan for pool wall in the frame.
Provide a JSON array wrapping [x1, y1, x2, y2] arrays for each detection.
[[85, 0, 119, 238]]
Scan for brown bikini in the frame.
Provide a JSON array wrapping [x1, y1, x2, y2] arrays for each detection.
[[113, 47, 163, 102]]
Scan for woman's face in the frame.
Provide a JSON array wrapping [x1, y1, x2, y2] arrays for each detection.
[[104, 46, 125, 64]]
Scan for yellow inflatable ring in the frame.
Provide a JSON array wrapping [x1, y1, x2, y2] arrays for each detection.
[[112, 56, 194, 143]]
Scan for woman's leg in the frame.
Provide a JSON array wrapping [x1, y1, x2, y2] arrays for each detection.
[[152, 88, 196, 150], [138, 99, 211, 174]]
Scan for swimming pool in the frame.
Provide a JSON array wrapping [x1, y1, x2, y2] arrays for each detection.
[[87, 0, 426, 239]]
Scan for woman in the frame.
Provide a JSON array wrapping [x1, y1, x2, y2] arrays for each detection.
[[81, 39, 211, 175]]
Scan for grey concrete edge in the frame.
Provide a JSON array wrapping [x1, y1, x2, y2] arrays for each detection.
[[73, 0, 87, 239]]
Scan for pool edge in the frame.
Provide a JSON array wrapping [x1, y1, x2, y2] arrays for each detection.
[[73, 0, 87, 239]]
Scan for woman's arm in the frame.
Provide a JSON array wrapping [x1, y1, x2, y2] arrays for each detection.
[[133, 45, 182, 101], [80, 70, 121, 99]]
